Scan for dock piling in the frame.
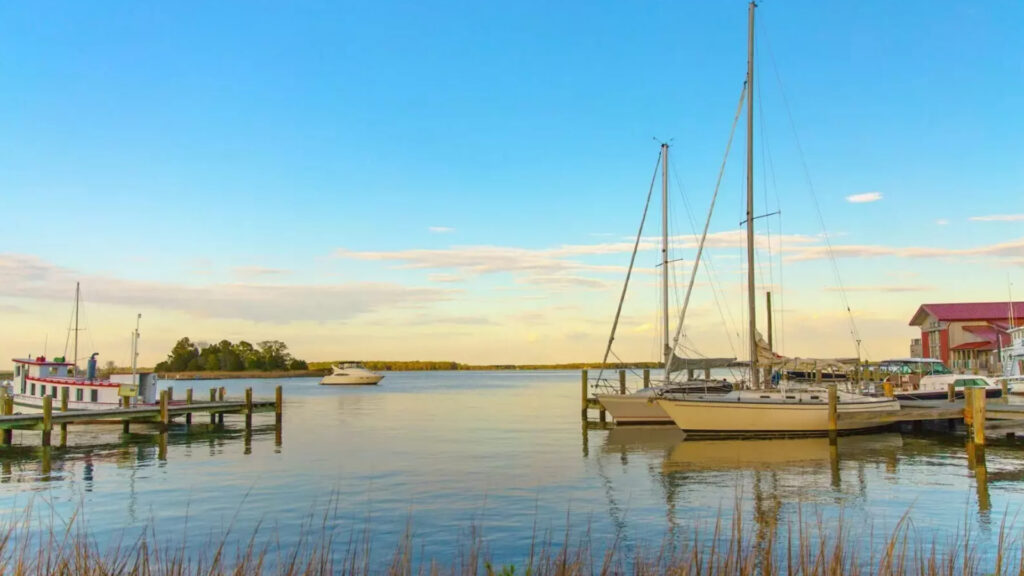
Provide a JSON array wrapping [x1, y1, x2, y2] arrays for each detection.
[[883, 379, 894, 398], [244, 387, 253, 430], [580, 369, 588, 420], [618, 370, 626, 395], [1002, 380, 1009, 404], [218, 387, 226, 425], [60, 387, 69, 446], [643, 368, 650, 389], [41, 396, 52, 446], [1, 392, 11, 445], [209, 388, 217, 425], [185, 388, 193, 426], [971, 388, 986, 445], [159, 390, 169, 430], [275, 385, 283, 427], [947, 383, 956, 402], [827, 383, 838, 443]]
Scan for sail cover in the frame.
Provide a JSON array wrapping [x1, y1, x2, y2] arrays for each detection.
[[667, 354, 736, 373], [754, 330, 856, 371]]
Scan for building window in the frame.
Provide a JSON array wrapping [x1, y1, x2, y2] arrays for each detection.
[[76, 388, 83, 402], [90, 389, 98, 403]]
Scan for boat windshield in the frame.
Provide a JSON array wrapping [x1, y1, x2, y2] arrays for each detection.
[[880, 360, 952, 375]]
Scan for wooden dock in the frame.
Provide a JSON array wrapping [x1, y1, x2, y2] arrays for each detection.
[[0, 385, 282, 447]]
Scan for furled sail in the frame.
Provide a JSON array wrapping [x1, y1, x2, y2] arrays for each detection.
[[667, 354, 736, 373]]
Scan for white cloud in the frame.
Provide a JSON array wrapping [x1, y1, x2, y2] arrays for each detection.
[[232, 266, 290, 278], [969, 214, 1024, 222], [845, 192, 883, 204], [823, 285, 933, 293], [0, 254, 451, 324], [428, 226, 455, 233], [935, 219, 948, 226]]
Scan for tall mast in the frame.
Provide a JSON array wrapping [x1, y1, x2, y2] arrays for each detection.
[[661, 143, 672, 377], [73, 282, 80, 378], [745, 1, 758, 388]]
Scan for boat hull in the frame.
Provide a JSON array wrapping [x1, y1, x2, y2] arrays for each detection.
[[656, 395, 900, 436], [596, 395, 670, 424], [319, 374, 384, 385], [895, 386, 1002, 401]]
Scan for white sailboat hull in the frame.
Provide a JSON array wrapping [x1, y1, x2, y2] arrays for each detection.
[[656, 391, 900, 435], [596, 394, 670, 424]]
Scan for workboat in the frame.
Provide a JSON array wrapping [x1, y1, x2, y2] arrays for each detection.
[[3, 283, 158, 411], [319, 363, 384, 385], [879, 358, 1003, 400]]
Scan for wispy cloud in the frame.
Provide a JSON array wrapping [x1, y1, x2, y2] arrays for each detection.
[[969, 214, 1024, 222], [823, 285, 933, 293], [935, 219, 949, 226], [232, 266, 290, 278], [785, 237, 1024, 262], [845, 192, 883, 204], [0, 254, 451, 324], [428, 226, 455, 233]]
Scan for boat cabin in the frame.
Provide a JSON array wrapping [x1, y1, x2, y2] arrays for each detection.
[[9, 356, 156, 409]]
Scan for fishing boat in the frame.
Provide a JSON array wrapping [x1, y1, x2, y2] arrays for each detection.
[[655, 2, 899, 435], [320, 363, 384, 385], [5, 284, 158, 411]]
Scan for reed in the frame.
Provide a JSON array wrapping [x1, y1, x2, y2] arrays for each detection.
[[0, 501, 1019, 575]]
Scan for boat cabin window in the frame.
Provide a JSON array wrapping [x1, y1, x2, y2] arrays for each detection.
[[14, 365, 20, 377], [40, 385, 46, 397], [51, 387, 58, 398], [90, 389, 98, 403], [49, 366, 58, 375], [30, 383, 35, 395], [76, 389, 84, 402]]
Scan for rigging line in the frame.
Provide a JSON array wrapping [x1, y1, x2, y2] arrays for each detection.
[[597, 149, 663, 386], [762, 19, 864, 359], [63, 289, 76, 359], [668, 82, 748, 370], [755, 54, 776, 301]]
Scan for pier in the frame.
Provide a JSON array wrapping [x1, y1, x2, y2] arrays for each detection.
[[0, 385, 282, 447]]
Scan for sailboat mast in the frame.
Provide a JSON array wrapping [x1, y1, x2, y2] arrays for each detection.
[[745, 1, 759, 389], [73, 281, 80, 378], [661, 143, 672, 376]]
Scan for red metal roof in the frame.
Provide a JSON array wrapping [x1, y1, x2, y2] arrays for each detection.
[[950, 341, 996, 351], [909, 302, 1024, 326]]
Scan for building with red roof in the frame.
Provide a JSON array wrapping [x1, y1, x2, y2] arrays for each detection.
[[908, 302, 1024, 374]]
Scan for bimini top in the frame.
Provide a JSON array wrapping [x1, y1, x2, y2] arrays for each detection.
[[12, 356, 75, 366]]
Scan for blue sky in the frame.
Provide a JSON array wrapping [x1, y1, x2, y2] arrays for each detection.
[[1, 1, 1021, 365]]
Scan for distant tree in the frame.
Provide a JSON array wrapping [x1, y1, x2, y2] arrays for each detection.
[[101, 360, 117, 377], [258, 340, 291, 371], [167, 337, 199, 371], [186, 357, 201, 371], [204, 353, 220, 371], [288, 358, 308, 370]]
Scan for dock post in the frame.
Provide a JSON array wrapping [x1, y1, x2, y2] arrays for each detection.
[[159, 390, 169, 431], [704, 367, 711, 380], [971, 388, 986, 446], [643, 368, 650, 389], [963, 386, 974, 427], [618, 370, 626, 395], [1, 392, 12, 445], [244, 387, 253, 430], [60, 387, 69, 447], [827, 383, 838, 444], [580, 369, 588, 420], [947, 383, 956, 402], [1001, 380, 1009, 404], [275, 385, 283, 428], [218, 387, 226, 425], [209, 388, 217, 425], [816, 369, 823, 387], [883, 379, 894, 398], [185, 388, 193, 427], [41, 396, 52, 446]]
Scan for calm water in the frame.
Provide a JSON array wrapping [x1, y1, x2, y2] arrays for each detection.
[[2, 370, 1023, 567]]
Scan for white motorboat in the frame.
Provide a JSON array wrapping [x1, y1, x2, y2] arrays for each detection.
[[878, 358, 1003, 400], [320, 363, 384, 385]]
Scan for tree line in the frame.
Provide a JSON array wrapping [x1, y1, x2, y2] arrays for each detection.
[[307, 360, 662, 372], [154, 338, 308, 373]]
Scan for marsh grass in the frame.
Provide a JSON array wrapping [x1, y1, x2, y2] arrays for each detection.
[[0, 500, 1021, 575]]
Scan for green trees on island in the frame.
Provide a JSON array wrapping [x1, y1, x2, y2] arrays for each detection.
[[154, 337, 308, 373]]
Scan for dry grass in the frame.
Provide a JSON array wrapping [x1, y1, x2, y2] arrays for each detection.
[[0, 501, 1021, 575]]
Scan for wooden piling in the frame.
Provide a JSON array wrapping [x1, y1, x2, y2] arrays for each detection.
[[60, 387, 69, 446], [963, 386, 974, 426], [618, 370, 626, 395], [580, 369, 588, 420], [704, 367, 711, 380], [1, 394, 12, 445], [971, 387, 986, 445], [185, 388, 193, 426], [159, 390, 169, 430], [244, 387, 253, 430], [947, 383, 956, 402], [218, 387, 226, 425], [643, 368, 650, 389], [883, 379, 894, 398], [210, 388, 217, 425], [1002, 380, 1010, 404], [275, 385, 283, 427], [827, 383, 838, 443], [816, 369, 823, 387], [41, 396, 52, 446]]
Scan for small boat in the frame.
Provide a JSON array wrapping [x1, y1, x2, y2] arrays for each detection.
[[319, 363, 384, 385], [878, 358, 1003, 400]]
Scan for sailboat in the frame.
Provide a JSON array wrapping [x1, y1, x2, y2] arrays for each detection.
[[655, 2, 899, 435], [594, 142, 735, 425]]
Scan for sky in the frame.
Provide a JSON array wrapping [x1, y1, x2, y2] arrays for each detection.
[[1, 1, 1022, 367]]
